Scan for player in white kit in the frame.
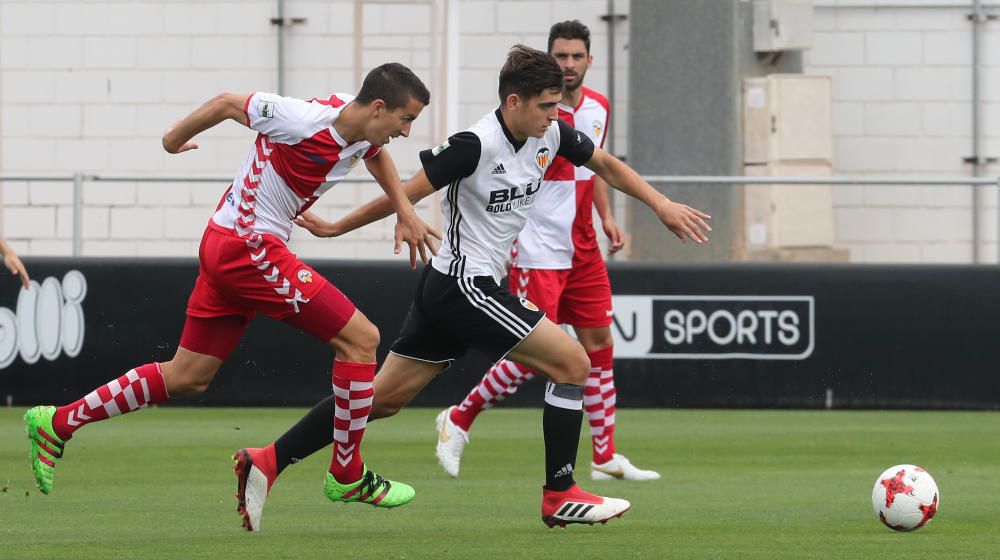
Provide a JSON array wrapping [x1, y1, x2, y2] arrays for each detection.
[[437, 20, 661, 483], [235, 45, 711, 528]]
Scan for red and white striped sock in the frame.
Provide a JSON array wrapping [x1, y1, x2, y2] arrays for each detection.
[[52, 363, 169, 441], [585, 347, 617, 464], [450, 360, 536, 431], [328, 359, 375, 484]]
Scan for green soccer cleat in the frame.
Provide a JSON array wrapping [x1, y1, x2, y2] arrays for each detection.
[[24, 405, 66, 495], [324, 467, 415, 508]]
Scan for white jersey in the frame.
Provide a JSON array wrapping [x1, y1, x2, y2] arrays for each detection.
[[211, 92, 380, 242], [514, 87, 610, 269], [419, 109, 595, 282]]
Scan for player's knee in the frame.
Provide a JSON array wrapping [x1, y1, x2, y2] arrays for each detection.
[[360, 322, 381, 355], [332, 319, 380, 363], [349, 322, 380, 361], [580, 334, 614, 353], [566, 348, 591, 385], [548, 347, 590, 386]]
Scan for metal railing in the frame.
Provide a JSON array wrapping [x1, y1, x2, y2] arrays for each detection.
[[1, 173, 998, 260]]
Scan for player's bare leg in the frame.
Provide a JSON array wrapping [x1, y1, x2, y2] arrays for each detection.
[[575, 326, 660, 482], [160, 347, 225, 395], [506, 319, 631, 527], [370, 353, 447, 419]]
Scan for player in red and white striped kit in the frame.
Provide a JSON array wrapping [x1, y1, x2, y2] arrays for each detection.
[[23, 64, 440, 530], [436, 21, 660, 482]]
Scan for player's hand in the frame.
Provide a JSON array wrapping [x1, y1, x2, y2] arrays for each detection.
[[602, 216, 625, 255], [294, 211, 339, 238], [394, 213, 441, 269], [4, 251, 29, 289], [655, 199, 712, 243]]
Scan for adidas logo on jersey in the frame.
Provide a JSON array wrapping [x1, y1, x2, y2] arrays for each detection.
[[491, 163, 507, 175], [554, 463, 574, 478]]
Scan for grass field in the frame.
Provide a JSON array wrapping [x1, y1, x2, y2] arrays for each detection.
[[1, 407, 998, 559]]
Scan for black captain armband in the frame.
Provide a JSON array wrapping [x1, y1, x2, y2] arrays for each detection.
[[555, 120, 595, 167]]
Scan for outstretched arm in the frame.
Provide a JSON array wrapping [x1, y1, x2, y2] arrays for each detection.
[[585, 148, 711, 243], [162, 92, 250, 154], [0, 239, 29, 289], [295, 169, 437, 240], [364, 149, 439, 267]]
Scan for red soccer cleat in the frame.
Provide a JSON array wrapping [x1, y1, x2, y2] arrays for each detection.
[[541, 484, 631, 528], [233, 445, 278, 531]]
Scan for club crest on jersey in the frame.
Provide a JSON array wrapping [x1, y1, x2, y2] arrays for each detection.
[[535, 147, 551, 169], [259, 101, 275, 118], [593, 120, 603, 139], [297, 269, 313, 283], [519, 297, 539, 312], [348, 153, 361, 167], [432, 141, 450, 156]]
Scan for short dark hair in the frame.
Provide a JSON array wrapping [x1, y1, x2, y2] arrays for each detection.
[[356, 63, 430, 109], [497, 44, 563, 103], [548, 20, 591, 53]]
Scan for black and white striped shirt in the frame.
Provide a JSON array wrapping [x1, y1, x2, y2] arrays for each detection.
[[420, 109, 594, 282]]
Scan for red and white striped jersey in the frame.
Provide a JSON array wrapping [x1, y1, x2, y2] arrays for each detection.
[[211, 92, 380, 241], [513, 87, 610, 269]]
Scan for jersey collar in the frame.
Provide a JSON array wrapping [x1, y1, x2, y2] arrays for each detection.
[[328, 104, 351, 147], [494, 108, 526, 153]]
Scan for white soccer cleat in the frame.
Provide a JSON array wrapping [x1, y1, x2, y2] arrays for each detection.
[[591, 453, 661, 481], [435, 406, 469, 478], [541, 484, 631, 527]]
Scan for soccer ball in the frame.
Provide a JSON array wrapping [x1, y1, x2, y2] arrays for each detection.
[[871, 464, 939, 531]]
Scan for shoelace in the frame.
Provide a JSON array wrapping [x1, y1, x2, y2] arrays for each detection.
[[357, 470, 391, 500]]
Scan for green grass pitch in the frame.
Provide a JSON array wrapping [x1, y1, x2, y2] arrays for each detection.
[[2, 408, 998, 559]]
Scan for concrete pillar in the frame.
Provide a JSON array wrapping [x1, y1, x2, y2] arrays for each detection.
[[627, 0, 802, 262]]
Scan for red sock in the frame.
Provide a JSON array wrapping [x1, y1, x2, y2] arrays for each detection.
[[450, 360, 536, 431], [329, 359, 375, 483], [52, 363, 169, 441], [585, 347, 617, 464]]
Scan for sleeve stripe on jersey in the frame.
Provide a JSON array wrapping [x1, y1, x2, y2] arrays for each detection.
[[243, 93, 254, 124], [446, 178, 466, 277]]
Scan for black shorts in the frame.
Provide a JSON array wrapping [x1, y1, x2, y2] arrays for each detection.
[[389, 264, 546, 366]]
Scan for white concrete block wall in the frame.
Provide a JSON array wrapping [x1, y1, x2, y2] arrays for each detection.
[[809, 2, 1000, 263], [0, 0, 629, 260]]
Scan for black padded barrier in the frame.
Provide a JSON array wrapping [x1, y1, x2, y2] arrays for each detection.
[[2, 259, 998, 410]]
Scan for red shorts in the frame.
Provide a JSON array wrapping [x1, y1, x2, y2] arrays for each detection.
[[508, 247, 612, 328], [181, 224, 357, 359]]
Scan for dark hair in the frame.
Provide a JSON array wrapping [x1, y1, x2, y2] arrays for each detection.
[[548, 20, 591, 53], [497, 44, 563, 102], [356, 63, 430, 109]]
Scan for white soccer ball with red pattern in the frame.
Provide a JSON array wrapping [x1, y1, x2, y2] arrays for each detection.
[[871, 464, 939, 531]]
